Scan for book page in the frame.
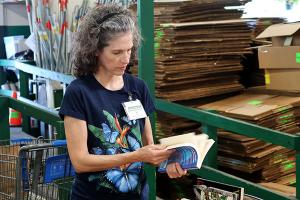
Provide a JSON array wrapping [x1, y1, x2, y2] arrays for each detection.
[[159, 132, 209, 147], [159, 132, 197, 146], [196, 139, 215, 168]]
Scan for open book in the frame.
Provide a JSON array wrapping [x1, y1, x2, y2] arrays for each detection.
[[157, 132, 215, 172], [194, 177, 244, 200]]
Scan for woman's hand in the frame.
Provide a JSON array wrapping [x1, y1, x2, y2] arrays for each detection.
[[166, 162, 187, 178], [136, 144, 173, 166]]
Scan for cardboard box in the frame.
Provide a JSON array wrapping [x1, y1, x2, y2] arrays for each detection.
[[256, 22, 300, 46], [256, 22, 300, 91], [258, 46, 300, 69], [264, 69, 300, 91]]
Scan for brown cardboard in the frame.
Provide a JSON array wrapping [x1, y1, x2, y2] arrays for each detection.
[[259, 182, 296, 197], [257, 22, 300, 91], [246, 86, 300, 97], [265, 69, 300, 91], [256, 22, 300, 46], [199, 93, 300, 120], [258, 46, 300, 69]]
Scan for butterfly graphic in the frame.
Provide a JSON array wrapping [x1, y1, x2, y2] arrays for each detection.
[[106, 161, 142, 193], [101, 123, 119, 144], [92, 147, 104, 155], [126, 135, 141, 151], [106, 147, 118, 155], [105, 134, 142, 193], [88, 110, 145, 193], [93, 147, 118, 155], [121, 116, 137, 126]]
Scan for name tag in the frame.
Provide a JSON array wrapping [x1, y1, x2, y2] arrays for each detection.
[[122, 99, 147, 120]]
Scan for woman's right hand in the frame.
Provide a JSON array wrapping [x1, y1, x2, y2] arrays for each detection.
[[136, 144, 174, 166]]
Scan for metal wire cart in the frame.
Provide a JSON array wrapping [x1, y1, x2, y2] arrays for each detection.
[[0, 138, 74, 200]]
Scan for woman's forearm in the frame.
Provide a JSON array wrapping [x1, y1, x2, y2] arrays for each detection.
[[73, 150, 142, 173]]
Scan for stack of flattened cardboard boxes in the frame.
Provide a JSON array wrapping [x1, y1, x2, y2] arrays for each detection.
[[199, 93, 300, 189], [256, 22, 300, 91]]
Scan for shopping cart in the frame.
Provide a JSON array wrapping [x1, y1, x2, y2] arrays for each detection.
[[0, 138, 45, 199], [0, 138, 75, 200]]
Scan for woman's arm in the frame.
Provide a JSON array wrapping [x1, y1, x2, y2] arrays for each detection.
[[142, 117, 154, 146], [64, 115, 172, 173]]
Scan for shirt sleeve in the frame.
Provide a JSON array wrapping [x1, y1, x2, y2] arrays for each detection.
[[141, 81, 156, 116], [58, 82, 86, 121]]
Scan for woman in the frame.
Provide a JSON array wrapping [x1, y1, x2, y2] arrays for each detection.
[[59, 5, 186, 200]]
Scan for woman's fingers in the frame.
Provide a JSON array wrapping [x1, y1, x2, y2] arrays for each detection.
[[166, 163, 177, 178], [175, 163, 187, 176], [166, 162, 187, 178], [137, 145, 174, 165]]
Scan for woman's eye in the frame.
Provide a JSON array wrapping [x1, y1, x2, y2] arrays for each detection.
[[113, 51, 121, 55]]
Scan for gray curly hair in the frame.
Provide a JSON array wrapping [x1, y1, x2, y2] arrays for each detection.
[[71, 4, 140, 77]]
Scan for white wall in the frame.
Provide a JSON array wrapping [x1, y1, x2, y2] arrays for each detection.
[[243, 0, 300, 22], [0, 3, 28, 26], [0, 5, 3, 25]]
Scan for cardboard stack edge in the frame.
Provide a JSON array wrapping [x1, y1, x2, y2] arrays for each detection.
[[199, 93, 300, 186]]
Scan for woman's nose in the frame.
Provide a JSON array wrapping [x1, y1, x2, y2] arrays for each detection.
[[121, 52, 130, 64]]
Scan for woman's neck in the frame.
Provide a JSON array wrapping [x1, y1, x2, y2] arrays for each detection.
[[94, 72, 124, 91]]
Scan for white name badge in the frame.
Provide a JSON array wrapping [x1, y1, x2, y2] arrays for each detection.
[[122, 99, 147, 120]]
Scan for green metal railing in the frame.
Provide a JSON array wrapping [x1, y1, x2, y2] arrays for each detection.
[[0, 93, 65, 140], [156, 99, 300, 200], [0, 59, 74, 134], [0, 60, 74, 84], [137, 1, 157, 199]]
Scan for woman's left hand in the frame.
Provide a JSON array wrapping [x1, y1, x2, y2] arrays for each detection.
[[166, 162, 187, 178]]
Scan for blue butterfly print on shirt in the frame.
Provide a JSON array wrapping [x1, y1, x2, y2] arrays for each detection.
[[92, 147, 104, 155], [101, 123, 119, 144], [106, 147, 118, 155], [127, 135, 141, 151], [106, 161, 142, 193], [105, 135, 142, 193], [121, 116, 137, 126]]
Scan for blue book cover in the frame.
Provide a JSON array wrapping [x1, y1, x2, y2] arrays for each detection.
[[157, 133, 214, 173]]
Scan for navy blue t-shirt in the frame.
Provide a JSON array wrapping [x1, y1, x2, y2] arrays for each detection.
[[59, 73, 155, 200]]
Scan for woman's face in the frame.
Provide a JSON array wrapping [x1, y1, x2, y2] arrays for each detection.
[[97, 31, 133, 76]]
